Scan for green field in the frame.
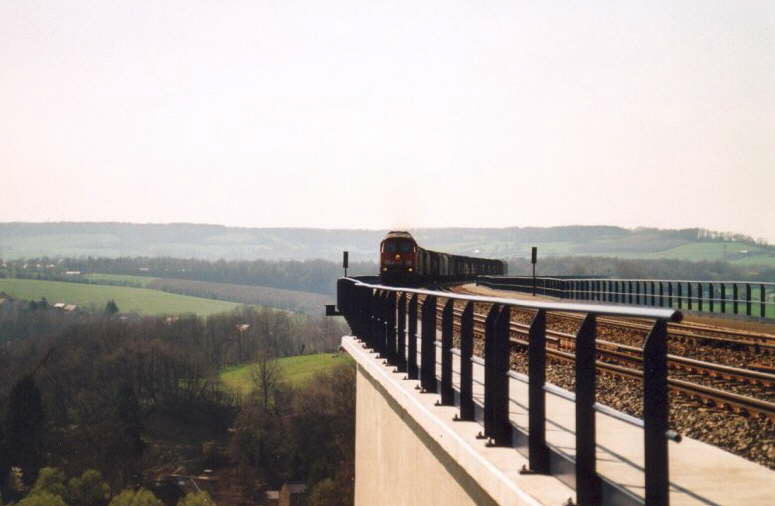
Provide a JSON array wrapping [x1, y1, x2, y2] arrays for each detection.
[[0, 278, 240, 315], [220, 353, 352, 394], [611, 242, 775, 265]]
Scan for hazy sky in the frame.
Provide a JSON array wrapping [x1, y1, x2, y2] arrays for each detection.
[[2, 1, 774, 240]]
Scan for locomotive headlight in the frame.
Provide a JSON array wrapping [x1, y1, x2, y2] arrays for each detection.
[[408, 267, 413, 272], [382, 267, 387, 272], [395, 254, 401, 260]]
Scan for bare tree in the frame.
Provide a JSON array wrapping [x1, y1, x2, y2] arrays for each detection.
[[250, 350, 282, 414]]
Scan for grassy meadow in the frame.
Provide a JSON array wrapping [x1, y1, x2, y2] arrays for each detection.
[[220, 353, 353, 395], [0, 278, 240, 315]]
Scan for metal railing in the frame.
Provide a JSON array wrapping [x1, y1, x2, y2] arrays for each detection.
[[336, 277, 683, 506], [478, 276, 775, 319]]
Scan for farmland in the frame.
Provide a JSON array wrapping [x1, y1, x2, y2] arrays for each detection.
[[83, 272, 156, 286], [146, 278, 332, 315], [0, 278, 240, 315], [220, 353, 353, 394]]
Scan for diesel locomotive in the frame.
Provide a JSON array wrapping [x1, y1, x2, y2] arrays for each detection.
[[379, 231, 507, 285]]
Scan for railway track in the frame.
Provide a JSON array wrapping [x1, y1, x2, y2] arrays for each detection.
[[448, 308, 775, 421], [412, 291, 775, 422]]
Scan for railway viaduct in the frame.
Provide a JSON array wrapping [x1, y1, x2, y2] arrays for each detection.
[[330, 277, 775, 506]]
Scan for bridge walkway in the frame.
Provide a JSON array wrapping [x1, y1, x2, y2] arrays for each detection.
[[408, 335, 773, 505]]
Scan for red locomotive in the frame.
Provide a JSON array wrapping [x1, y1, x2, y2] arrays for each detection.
[[379, 231, 507, 285]]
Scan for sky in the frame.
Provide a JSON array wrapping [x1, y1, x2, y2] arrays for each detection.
[[1, 1, 774, 241]]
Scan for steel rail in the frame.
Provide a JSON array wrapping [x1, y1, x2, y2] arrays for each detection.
[[447, 347, 684, 442], [437, 307, 775, 420], [446, 307, 775, 388], [526, 337, 775, 421], [579, 314, 775, 350]]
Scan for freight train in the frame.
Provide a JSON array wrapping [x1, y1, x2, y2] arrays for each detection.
[[379, 231, 507, 285]]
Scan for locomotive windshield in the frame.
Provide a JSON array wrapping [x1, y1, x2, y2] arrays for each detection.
[[382, 240, 413, 253]]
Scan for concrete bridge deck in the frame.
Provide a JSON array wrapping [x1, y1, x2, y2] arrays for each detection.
[[343, 335, 774, 505]]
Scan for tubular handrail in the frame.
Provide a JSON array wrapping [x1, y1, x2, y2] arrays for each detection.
[[480, 275, 775, 286], [477, 275, 773, 320], [344, 277, 683, 322]]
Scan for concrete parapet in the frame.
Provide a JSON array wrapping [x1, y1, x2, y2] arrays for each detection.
[[343, 336, 574, 506]]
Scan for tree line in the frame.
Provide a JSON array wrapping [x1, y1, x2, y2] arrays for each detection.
[[1, 257, 377, 296], [5, 251, 772, 296]]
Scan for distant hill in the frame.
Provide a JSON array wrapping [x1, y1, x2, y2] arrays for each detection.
[[1, 222, 773, 266]]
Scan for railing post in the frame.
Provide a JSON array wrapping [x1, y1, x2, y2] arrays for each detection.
[[628, 281, 633, 304], [455, 302, 475, 422], [575, 314, 601, 505], [668, 283, 673, 308], [651, 281, 656, 306], [528, 309, 549, 473], [336, 279, 351, 329], [709, 283, 715, 313], [358, 287, 371, 346], [386, 291, 397, 365], [697, 283, 703, 312], [761, 284, 767, 319], [487, 305, 511, 447], [733, 284, 739, 314], [360, 286, 371, 343], [687, 283, 693, 311], [720, 284, 726, 314], [407, 295, 419, 379], [370, 290, 381, 352], [677, 283, 683, 309], [397, 293, 407, 372], [341, 281, 356, 335], [480, 305, 500, 440], [746, 284, 752, 316], [380, 291, 389, 354], [439, 299, 455, 405], [643, 319, 669, 506], [379, 290, 388, 352], [420, 296, 437, 393], [659, 282, 665, 307]]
